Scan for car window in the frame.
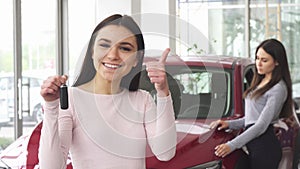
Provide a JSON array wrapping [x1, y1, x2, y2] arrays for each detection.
[[139, 65, 231, 119], [173, 71, 210, 94], [167, 66, 231, 119], [28, 77, 42, 87], [0, 76, 42, 90], [173, 69, 230, 119], [0, 77, 13, 90], [0, 78, 8, 90], [243, 66, 255, 92]]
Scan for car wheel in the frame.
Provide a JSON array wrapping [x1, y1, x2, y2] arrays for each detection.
[[32, 104, 43, 123]]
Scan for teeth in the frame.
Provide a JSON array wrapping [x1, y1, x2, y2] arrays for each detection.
[[103, 63, 121, 69]]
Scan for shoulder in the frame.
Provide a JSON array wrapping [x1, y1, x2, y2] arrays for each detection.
[[128, 89, 152, 98], [266, 80, 287, 96], [271, 80, 287, 91]]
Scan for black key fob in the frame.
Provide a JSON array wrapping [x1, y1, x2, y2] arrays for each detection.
[[60, 84, 68, 109]]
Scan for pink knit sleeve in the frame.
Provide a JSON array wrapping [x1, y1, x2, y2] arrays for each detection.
[[39, 92, 73, 169], [144, 93, 177, 161]]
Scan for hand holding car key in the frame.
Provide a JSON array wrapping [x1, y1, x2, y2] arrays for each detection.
[[40, 75, 68, 109]]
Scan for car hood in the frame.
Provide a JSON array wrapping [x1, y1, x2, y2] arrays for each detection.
[[175, 121, 214, 147], [0, 121, 215, 168], [0, 130, 31, 168]]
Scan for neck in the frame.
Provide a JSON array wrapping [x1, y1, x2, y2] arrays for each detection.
[[93, 76, 122, 94], [258, 74, 271, 88]]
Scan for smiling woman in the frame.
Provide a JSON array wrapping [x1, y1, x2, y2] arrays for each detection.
[[38, 14, 176, 169], [91, 25, 139, 88]]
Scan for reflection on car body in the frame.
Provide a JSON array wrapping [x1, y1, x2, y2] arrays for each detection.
[[0, 55, 299, 169]]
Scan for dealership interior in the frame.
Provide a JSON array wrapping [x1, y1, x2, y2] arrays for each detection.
[[0, 0, 300, 160]]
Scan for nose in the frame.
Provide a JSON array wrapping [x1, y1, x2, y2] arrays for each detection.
[[106, 46, 120, 60], [256, 59, 262, 66]]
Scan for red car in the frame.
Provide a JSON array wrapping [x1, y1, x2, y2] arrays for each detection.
[[0, 55, 299, 169]]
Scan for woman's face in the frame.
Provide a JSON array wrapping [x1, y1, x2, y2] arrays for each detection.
[[92, 25, 138, 82], [256, 47, 277, 77]]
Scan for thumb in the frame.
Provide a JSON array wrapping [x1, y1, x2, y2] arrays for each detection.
[[159, 48, 170, 63], [60, 75, 68, 84]]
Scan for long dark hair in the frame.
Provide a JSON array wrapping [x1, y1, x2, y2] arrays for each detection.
[[244, 38, 292, 118], [72, 14, 145, 91]]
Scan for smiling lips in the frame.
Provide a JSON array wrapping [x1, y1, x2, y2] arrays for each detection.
[[103, 62, 122, 69]]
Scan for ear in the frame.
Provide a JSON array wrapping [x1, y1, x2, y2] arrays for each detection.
[[275, 62, 279, 66]]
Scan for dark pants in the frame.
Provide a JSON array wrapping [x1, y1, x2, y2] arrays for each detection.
[[246, 125, 282, 169]]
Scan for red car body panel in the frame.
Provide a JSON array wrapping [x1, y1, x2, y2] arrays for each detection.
[[146, 121, 243, 169], [0, 55, 299, 169]]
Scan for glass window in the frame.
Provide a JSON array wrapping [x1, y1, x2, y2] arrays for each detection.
[[243, 66, 255, 92], [176, 1, 246, 57], [22, 0, 56, 73], [171, 67, 230, 119], [0, 0, 14, 149], [174, 71, 211, 94], [21, 0, 56, 130], [176, 0, 300, 96], [68, 0, 97, 84], [0, 0, 56, 146], [250, 1, 300, 83]]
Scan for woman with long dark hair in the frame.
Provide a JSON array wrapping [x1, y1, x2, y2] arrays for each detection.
[[210, 38, 293, 169], [39, 14, 176, 169]]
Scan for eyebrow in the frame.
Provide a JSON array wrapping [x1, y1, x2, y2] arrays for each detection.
[[119, 42, 135, 48], [97, 38, 135, 48], [97, 38, 111, 43], [256, 55, 270, 60]]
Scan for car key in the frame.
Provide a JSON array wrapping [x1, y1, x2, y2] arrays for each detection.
[[60, 84, 68, 109]]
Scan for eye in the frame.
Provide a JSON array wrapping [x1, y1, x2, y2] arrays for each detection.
[[99, 43, 110, 48], [119, 46, 132, 52]]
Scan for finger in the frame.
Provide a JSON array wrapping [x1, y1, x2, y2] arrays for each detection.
[[147, 71, 165, 77], [41, 76, 66, 92], [222, 152, 228, 158], [52, 75, 68, 86], [41, 87, 56, 96], [215, 145, 225, 157], [41, 83, 60, 97], [210, 121, 217, 129], [62, 75, 68, 83], [159, 48, 170, 63], [215, 148, 222, 157], [220, 148, 229, 158], [210, 120, 220, 129], [218, 123, 226, 130], [149, 77, 165, 84]]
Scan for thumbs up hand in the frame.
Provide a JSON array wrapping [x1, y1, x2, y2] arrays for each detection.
[[146, 48, 170, 97]]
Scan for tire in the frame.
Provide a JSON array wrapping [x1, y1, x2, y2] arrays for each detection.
[[32, 103, 43, 123]]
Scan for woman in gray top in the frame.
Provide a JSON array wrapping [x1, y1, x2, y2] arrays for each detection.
[[210, 39, 293, 169]]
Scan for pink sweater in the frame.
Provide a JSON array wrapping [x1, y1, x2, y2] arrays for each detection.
[[39, 87, 176, 169]]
